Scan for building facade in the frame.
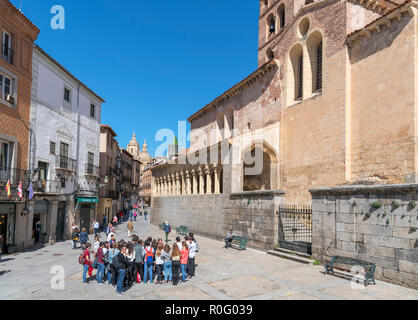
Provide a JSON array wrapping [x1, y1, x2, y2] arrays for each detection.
[[0, 0, 39, 252], [30, 45, 104, 241], [151, 0, 418, 286], [98, 124, 121, 225]]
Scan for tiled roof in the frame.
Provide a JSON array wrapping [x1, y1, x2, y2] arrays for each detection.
[[6, 0, 39, 33]]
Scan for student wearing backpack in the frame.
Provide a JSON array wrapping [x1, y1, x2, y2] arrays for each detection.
[[108, 243, 120, 285], [81, 243, 93, 284], [143, 240, 155, 284]]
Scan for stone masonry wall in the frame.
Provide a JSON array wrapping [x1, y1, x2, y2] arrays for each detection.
[[311, 184, 418, 289], [151, 190, 285, 250]]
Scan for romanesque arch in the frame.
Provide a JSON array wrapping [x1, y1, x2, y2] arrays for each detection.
[[242, 141, 278, 191]]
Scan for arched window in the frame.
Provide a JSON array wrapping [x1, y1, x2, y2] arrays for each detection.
[[278, 4, 285, 29], [267, 14, 276, 36], [267, 48, 274, 60], [289, 44, 304, 102], [307, 31, 323, 93]]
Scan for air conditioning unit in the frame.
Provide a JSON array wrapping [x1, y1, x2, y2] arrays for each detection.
[[5, 94, 14, 104]]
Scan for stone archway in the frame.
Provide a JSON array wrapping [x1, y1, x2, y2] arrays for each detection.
[[242, 141, 278, 191]]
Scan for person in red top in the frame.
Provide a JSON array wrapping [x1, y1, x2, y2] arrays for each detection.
[[96, 242, 105, 284], [82, 243, 93, 284], [180, 241, 189, 283]]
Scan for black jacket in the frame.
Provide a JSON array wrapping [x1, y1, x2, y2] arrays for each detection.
[[114, 252, 129, 270]]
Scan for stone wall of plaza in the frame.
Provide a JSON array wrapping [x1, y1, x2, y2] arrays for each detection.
[[310, 184, 418, 289]]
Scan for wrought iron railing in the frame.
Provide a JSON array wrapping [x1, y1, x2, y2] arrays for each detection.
[[85, 163, 99, 176], [33, 179, 61, 194], [55, 155, 77, 171], [0, 167, 28, 184], [2, 44, 14, 65]]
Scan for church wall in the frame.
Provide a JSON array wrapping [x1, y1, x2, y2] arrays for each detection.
[[349, 13, 417, 184]]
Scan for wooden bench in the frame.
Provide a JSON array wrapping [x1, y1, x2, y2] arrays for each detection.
[[324, 256, 376, 286], [230, 236, 248, 250]]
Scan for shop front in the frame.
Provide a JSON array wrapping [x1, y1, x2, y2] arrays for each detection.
[[0, 203, 16, 254], [76, 197, 98, 233]]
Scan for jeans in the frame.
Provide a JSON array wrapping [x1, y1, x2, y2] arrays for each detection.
[[116, 268, 126, 293], [180, 263, 187, 282], [82, 264, 89, 283], [155, 264, 163, 282], [144, 215, 147, 221], [143, 262, 153, 283], [94, 228, 98, 236], [172, 261, 180, 285], [72, 240, 78, 249], [187, 257, 195, 277], [165, 232, 169, 242], [107, 264, 112, 284], [163, 261, 172, 281], [224, 238, 232, 248], [96, 263, 105, 283], [134, 216, 137, 221]]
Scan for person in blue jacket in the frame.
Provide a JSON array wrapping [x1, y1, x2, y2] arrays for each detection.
[[80, 228, 89, 249], [163, 221, 171, 242]]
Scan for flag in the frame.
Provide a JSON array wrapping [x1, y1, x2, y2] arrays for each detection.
[[17, 180, 23, 199], [28, 182, 34, 200], [5, 179, 11, 199]]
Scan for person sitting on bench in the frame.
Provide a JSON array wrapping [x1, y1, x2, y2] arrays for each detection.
[[224, 229, 235, 249]]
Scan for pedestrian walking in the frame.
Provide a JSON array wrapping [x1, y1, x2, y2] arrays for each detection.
[[92, 220, 100, 237], [133, 210, 137, 221], [144, 208, 148, 221], [80, 228, 88, 249], [71, 228, 80, 250], [129, 209, 133, 221], [127, 220, 134, 238], [171, 243, 181, 286], [180, 241, 189, 283], [163, 221, 171, 242], [93, 236, 100, 253]]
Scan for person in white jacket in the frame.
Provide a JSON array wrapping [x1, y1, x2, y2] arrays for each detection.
[[187, 237, 197, 278]]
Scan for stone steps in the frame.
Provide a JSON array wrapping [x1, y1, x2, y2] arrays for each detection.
[[267, 247, 313, 265]]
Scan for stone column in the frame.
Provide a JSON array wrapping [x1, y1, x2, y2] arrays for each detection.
[[198, 167, 204, 194], [213, 166, 220, 194], [163, 176, 167, 196], [192, 169, 198, 194], [167, 175, 172, 196], [185, 170, 191, 194], [205, 166, 212, 194], [181, 171, 186, 195], [175, 172, 180, 195]]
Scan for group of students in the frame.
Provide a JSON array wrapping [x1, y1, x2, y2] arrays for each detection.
[[79, 233, 199, 295]]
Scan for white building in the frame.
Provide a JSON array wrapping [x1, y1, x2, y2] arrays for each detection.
[[29, 45, 105, 242]]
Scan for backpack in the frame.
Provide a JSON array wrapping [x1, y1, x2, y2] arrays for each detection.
[[78, 253, 86, 265], [144, 247, 154, 264]]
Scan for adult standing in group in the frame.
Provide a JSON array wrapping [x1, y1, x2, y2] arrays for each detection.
[[180, 241, 189, 283], [187, 236, 197, 279], [115, 244, 129, 295], [162, 244, 172, 283], [82, 243, 93, 284], [133, 236, 144, 283], [127, 220, 134, 238], [143, 240, 155, 284], [108, 243, 119, 285], [171, 243, 181, 286], [96, 242, 105, 284]]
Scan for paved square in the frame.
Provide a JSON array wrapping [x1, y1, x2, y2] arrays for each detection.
[[0, 218, 417, 300]]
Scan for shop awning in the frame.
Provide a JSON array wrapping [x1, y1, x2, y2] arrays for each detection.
[[76, 197, 99, 203]]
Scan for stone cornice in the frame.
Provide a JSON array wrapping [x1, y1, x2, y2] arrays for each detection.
[[187, 60, 278, 123], [230, 190, 285, 198], [347, 1, 418, 47], [310, 183, 418, 195]]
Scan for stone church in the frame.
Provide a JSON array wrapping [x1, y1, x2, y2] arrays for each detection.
[[150, 0, 418, 286], [127, 132, 153, 170]]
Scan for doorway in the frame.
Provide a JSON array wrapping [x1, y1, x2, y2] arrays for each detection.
[[80, 204, 91, 233], [0, 213, 7, 253], [32, 214, 41, 243], [56, 201, 66, 241]]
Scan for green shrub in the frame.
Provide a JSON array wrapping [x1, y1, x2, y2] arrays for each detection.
[[365, 212, 371, 219], [386, 219, 390, 225], [313, 260, 321, 266], [371, 201, 382, 210], [410, 227, 417, 233], [352, 201, 357, 207], [408, 200, 416, 209], [391, 201, 400, 209]]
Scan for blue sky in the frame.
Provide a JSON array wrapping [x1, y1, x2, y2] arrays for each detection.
[[12, 0, 259, 157]]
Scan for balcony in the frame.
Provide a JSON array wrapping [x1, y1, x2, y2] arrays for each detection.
[[55, 155, 77, 172], [0, 167, 28, 184], [2, 44, 14, 65], [85, 164, 99, 177], [101, 190, 119, 199], [33, 179, 61, 194]]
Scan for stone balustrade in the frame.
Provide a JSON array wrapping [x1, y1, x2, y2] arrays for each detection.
[[152, 164, 223, 197]]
